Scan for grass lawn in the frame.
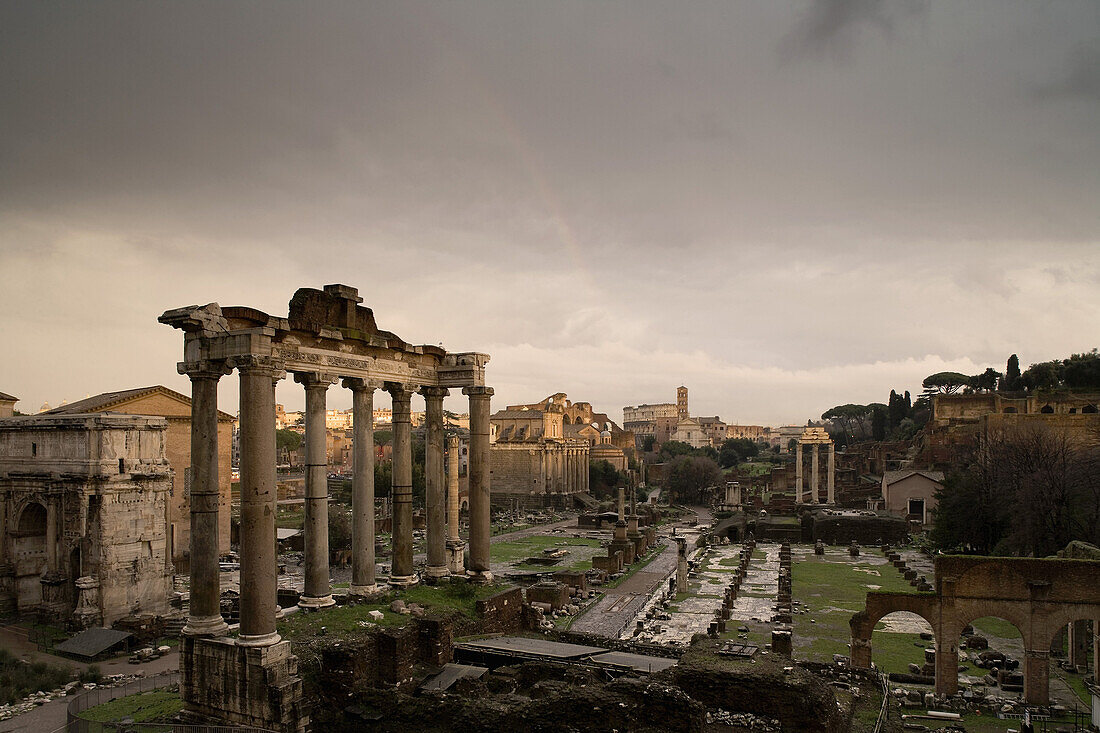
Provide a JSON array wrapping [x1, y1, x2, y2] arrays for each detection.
[[277, 581, 507, 640], [491, 535, 604, 572], [791, 549, 919, 668], [79, 689, 184, 724], [971, 616, 1022, 639]]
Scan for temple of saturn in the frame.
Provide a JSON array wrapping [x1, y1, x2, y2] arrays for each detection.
[[160, 285, 490, 731], [794, 426, 835, 505]]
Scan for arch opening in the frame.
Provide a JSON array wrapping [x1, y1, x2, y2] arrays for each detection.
[[870, 611, 937, 680], [17, 502, 47, 535], [957, 616, 1026, 698]]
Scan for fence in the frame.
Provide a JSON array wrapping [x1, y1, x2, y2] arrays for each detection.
[[61, 672, 277, 733]]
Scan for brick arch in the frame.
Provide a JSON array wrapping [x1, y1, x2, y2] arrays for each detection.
[[950, 602, 1032, 649], [854, 555, 1100, 705], [849, 593, 940, 671]]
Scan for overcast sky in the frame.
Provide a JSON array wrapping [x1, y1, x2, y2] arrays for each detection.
[[2, 1, 1098, 425]]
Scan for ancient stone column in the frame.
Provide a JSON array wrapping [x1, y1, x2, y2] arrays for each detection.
[[422, 386, 449, 579], [827, 443, 836, 505], [182, 362, 229, 637], [1068, 619, 1089, 668], [387, 383, 417, 586], [446, 435, 465, 574], [45, 495, 58, 573], [617, 486, 626, 522], [794, 443, 803, 504], [463, 386, 493, 584], [810, 443, 820, 503], [297, 372, 336, 609], [236, 356, 284, 646], [345, 379, 378, 596]]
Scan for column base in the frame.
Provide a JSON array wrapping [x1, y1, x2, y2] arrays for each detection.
[[424, 565, 450, 579], [467, 570, 493, 585], [182, 615, 229, 638], [348, 583, 382, 598], [237, 631, 282, 648], [389, 574, 419, 587], [297, 594, 336, 610]]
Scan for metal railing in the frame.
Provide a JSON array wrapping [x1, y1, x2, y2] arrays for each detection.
[[61, 672, 277, 733]]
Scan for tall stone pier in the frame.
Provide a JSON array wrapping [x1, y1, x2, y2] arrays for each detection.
[[162, 284, 491, 732]]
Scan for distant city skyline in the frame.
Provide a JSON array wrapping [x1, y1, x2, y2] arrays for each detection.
[[2, 2, 1098, 425]]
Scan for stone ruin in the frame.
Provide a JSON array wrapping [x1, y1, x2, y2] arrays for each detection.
[[161, 284, 494, 732]]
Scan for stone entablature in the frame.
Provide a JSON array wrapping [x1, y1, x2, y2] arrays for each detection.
[[0, 413, 173, 625]]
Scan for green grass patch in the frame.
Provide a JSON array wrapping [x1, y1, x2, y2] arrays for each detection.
[[490, 535, 603, 573], [791, 552, 918, 665], [79, 689, 184, 724], [277, 581, 508, 639], [970, 616, 1022, 639]]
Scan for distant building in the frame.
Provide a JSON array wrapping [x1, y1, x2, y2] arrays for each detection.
[[726, 424, 770, 442], [879, 470, 944, 528], [46, 386, 234, 567], [0, 413, 173, 626], [670, 416, 710, 449], [0, 392, 17, 418]]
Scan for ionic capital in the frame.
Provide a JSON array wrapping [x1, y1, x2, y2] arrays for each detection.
[[293, 371, 339, 389], [462, 385, 494, 399], [177, 360, 232, 381], [341, 377, 384, 393], [229, 354, 286, 380]]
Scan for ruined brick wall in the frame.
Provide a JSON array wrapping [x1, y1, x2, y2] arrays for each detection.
[[475, 587, 525, 634]]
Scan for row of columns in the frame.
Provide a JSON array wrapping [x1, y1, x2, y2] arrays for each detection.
[[794, 442, 835, 504], [544, 443, 589, 495], [182, 355, 493, 646]]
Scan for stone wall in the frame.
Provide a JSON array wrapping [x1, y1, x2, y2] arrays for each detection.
[[474, 587, 525, 634]]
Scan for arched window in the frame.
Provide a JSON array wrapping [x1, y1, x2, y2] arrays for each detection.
[[1083, 404, 1097, 414], [1040, 404, 1054, 414]]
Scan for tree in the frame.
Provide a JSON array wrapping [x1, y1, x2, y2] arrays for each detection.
[[666, 455, 722, 504], [931, 424, 1100, 556], [718, 441, 741, 469], [641, 435, 657, 453], [329, 507, 352, 551], [969, 367, 1002, 393], [276, 429, 302, 467], [589, 460, 628, 499], [871, 405, 886, 441], [1004, 354, 1022, 391], [659, 440, 697, 460], [921, 372, 970, 394], [1062, 349, 1100, 390], [1020, 361, 1062, 392]]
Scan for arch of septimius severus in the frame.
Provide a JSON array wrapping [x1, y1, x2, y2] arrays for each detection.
[[160, 284, 491, 731]]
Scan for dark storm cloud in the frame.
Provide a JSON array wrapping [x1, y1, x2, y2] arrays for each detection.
[[779, 0, 927, 61], [1, 1, 1098, 423], [1035, 39, 1100, 102]]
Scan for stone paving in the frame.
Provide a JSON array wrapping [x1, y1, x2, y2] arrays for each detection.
[[637, 542, 782, 645]]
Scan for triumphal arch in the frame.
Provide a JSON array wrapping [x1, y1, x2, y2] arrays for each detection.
[[850, 555, 1100, 708], [160, 284, 491, 731]]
